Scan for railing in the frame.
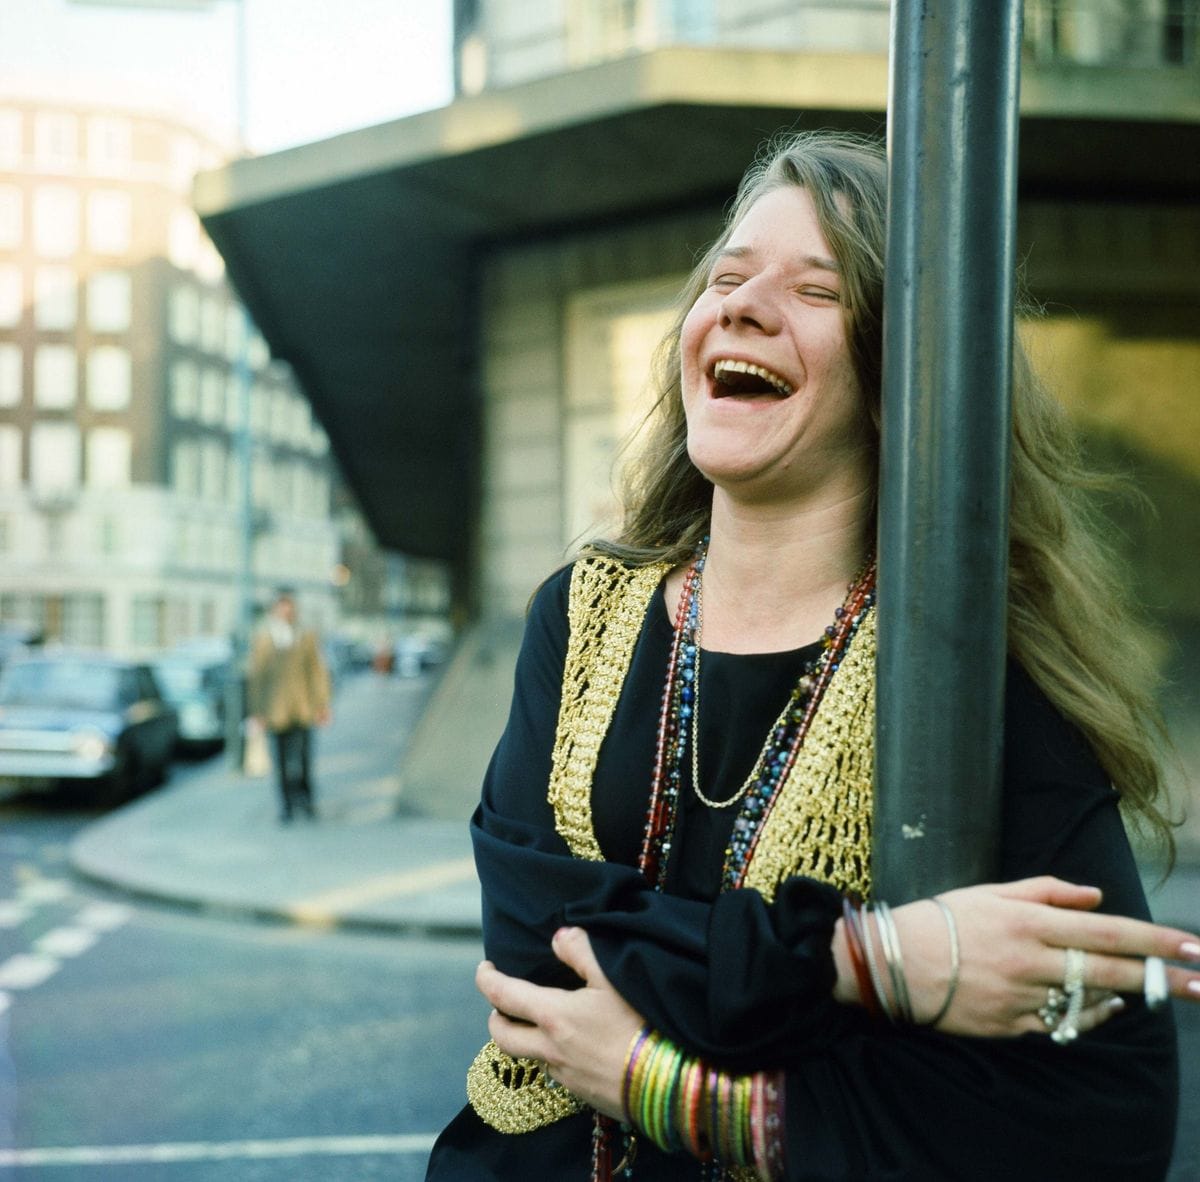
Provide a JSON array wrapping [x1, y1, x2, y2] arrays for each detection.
[[458, 0, 1199, 94], [1024, 0, 1198, 67]]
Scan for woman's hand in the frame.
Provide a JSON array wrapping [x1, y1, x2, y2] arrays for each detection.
[[835, 875, 1200, 1037], [476, 926, 643, 1119]]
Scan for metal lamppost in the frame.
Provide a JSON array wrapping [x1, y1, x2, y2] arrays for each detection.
[[874, 0, 1024, 903], [69, 0, 257, 767]]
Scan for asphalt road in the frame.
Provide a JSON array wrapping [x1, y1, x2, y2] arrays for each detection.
[[0, 790, 487, 1182]]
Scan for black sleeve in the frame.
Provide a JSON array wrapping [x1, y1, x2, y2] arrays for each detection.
[[774, 665, 1179, 1181], [475, 565, 857, 1058], [478, 594, 1179, 1180]]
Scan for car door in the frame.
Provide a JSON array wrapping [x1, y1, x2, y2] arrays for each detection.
[[135, 666, 175, 767]]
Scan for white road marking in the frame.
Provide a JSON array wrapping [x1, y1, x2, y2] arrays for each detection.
[[75, 902, 133, 932], [34, 927, 99, 958], [0, 901, 30, 928], [0, 1133, 438, 1166], [17, 878, 70, 904], [0, 953, 60, 989]]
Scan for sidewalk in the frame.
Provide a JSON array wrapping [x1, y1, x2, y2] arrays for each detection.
[[67, 667, 1200, 937], [69, 670, 483, 936]]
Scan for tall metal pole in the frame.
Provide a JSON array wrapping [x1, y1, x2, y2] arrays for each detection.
[[874, 0, 1023, 903], [228, 0, 257, 767]]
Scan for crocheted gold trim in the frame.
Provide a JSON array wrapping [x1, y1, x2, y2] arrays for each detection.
[[742, 606, 876, 904], [547, 556, 673, 863], [469, 561, 875, 1142], [469, 558, 670, 1136], [466, 1040, 586, 1133]]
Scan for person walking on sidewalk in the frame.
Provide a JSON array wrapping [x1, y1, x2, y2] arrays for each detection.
[[247, 588, 331, 823]]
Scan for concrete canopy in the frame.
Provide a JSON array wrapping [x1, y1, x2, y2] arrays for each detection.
[[193, 47, 1200, 566]]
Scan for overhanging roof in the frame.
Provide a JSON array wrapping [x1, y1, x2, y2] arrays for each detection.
[[194, 46, 1200, 561]]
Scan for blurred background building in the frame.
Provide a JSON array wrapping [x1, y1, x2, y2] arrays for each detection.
[[0, 78, 451, 661], [193, 0, 1199, 824]]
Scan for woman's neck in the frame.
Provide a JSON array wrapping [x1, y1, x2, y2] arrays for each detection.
[[697, 486, 873, 654]]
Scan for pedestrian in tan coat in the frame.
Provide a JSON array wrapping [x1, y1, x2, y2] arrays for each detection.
[[247, 589, 331, 822]]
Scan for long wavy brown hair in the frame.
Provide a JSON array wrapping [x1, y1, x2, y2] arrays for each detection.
[[589, 129, 1175, 857]]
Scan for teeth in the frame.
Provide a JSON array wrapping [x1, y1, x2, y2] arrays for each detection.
[[713, 359, 793, 396]]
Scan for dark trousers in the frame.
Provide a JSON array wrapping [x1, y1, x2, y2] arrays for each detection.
[[271, 725, 315, 820]]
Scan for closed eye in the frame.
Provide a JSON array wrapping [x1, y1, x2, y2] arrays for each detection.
[[710, 273, 744, 288], [798, 287, 840, 303]]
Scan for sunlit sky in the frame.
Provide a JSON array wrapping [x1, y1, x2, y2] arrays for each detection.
[[0, 0, 455, 154]]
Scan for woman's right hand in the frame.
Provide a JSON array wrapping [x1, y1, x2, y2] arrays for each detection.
[[836, 876, 1200, 1037]]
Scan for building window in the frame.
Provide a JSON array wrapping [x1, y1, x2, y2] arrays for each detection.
[[0, 264, 23, 328], [99, 514, 119, 556], [33, 112, 78, 171], [30, 421, 80, 497], [87, 270, 131, 333], [86, 427, 132, 489], [0, 426, 21, 489], [170, 358, 198, 417], [33, 185, 80, 257], [172, 439, 199, 496], [0, 184, 22, 251], [0, 344, 21, 408], [87, 190, 132, 255], [200, 295, 224, 354], [86, 116, 132, 175], [0, 110, 22, 168], [224, 375, 243, 429], [200, 368, 224, 424], [33, 345, 77, 408], [168, 134, 200, 194], [131, 596, 165, 648], [167, 208, 200, 272], [34, 266, 77, 330], [169, 284, 199, 344], [63, 595, 104, 648], [200, 438, 225, 501], [0, 514, 8, 554], [87, 345, 132, 410]]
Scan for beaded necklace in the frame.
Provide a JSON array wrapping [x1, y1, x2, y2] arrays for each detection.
[[595, 541, 875, 1180], [639, 537, 877, 893]]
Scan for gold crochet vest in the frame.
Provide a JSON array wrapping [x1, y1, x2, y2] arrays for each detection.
[[467, 555, 876, 1135]]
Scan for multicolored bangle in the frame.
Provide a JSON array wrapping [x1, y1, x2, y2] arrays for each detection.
[[841, 896, 882, 1020], [619, 1026, 785, 1176]]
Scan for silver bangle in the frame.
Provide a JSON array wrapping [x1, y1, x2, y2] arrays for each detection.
[[875, 901, 916, 1024], [925, 897, 961, 1028], [860, 905, 897, 1023]]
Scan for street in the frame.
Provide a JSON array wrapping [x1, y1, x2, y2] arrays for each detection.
[[0, 743, 1196, 1180], [0, 792, 487, 1181]]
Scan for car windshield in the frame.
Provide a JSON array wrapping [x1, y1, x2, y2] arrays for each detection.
[[0, 661, 123, 711], [153, 663, 204, 697]]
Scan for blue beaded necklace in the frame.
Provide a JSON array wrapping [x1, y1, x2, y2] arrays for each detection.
[[640, 537, 877, 893]]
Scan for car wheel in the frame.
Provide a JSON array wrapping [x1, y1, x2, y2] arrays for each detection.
[[99, 751, 137, 807]]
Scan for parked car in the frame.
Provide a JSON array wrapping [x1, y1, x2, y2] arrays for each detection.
[[0, 653, 177, 803], [0, 624, 41, 672], [152, 652, 232, 753], [392, 633, 450, 678]]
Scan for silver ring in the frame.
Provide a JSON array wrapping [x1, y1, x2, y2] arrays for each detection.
[[1050, 948, 1087, 1046], [1037, 986, 1067, 1029], [1143, 956, 1169, 1011]]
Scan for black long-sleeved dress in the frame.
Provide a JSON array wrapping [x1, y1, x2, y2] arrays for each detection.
[[427, 564, 1180, 1181]]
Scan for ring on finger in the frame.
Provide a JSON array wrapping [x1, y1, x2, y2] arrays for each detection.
[[1143, 956, 1169, 1012], [1037, 986, 1067, 1029], [1050, 948, 1087, 1046]]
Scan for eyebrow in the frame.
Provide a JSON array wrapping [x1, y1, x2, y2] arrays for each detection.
[[713, 244, 841, 273]]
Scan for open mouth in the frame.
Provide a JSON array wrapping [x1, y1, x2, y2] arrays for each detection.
[[711, 358, 793, 398]]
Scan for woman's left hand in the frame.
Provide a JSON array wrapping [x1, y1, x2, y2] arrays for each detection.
[[476, 926, 643, 1120]]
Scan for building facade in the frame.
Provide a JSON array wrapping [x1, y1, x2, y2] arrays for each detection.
[[195, 0, 1200, 821], [0, 96, 340, 654]]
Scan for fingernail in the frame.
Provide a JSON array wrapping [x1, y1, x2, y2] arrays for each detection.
[[1107, 996, 1125, 1012], [1179, 941, 1200, 960], [1188, 980, 1200, 997]]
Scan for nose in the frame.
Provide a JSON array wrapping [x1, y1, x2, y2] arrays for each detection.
[[717, 274, 780, 334]]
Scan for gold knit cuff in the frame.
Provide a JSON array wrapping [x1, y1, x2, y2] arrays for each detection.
[[466, 1040, 587, 1133]]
